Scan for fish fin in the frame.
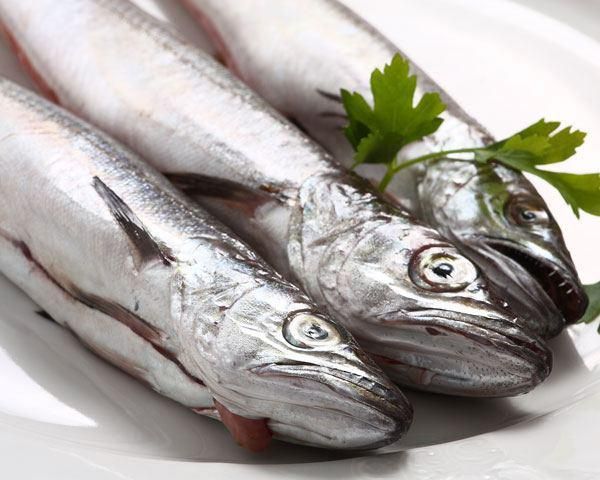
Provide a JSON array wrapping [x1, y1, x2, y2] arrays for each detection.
[[286, 114, 310, 136], [316, 88, 343, 103], [92, 176, 173, 266], [213, 400, 272, 452], [35, 309, 55, 322], [167, 172, 284, 215], [318, 111, 347, 120]]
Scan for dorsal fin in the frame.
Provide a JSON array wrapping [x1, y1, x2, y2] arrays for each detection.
[[92, 176, 173, 266], [316, 88, 342, 103], [35, 309, 55, 322]]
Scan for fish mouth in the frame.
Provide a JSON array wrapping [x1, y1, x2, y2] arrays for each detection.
[[485, 239, 588, 325], [253, 364, 412, 449], [359, 311, 552, 397]]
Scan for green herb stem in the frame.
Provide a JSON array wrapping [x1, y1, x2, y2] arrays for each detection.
[[377, 147, 490, 191], [391, 148, 479, 175], [343, 53, 597, 216], [378, 161, 398, 191], [343, 52, 599, 332]]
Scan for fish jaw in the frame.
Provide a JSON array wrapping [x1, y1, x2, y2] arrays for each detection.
[[250, 362, 412, 449], [455, 240, 566, 338], [479, 238, 588, 327], [207, 343, 414, 450], [360, 313, 552, 397]]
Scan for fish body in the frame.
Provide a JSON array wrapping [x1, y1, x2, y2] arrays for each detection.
[[0, 77, 412, 450], [0, 0, 552, 396], [179, 0, 588, 336]]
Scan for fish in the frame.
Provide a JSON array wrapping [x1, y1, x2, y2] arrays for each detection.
[[0, 77, 413, 451], [0, 0, 552, 396], [178, 0, 589, 338]]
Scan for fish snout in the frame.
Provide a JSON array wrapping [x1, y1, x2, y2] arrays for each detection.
[[321, 365, 414, 444], [483, 239, 588, 326], [360, 312, 552, 397], [254, 363, 413, 449]]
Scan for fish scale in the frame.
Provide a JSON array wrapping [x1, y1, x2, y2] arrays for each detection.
[[178, 0, 588, 336], [0, 0, 553, 397], [0, 77, 412, 451]]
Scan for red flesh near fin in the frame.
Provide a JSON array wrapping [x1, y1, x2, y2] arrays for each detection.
[[213, 399, 272, 452], [178, 0, 244, 80], [0, 22, 59, 104]]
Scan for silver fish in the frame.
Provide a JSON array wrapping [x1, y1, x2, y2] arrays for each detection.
[[179, 0, 588, 337], [0, 77, 412, 450], [0, 0, 552, 396]]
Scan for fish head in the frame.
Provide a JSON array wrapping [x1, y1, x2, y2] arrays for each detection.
[[319, 216, 552, 397], [240, 309, 413, 449], [177, 267, 412, 449], [422, 161, 587, 333]]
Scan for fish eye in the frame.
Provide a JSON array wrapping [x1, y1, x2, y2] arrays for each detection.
[[283, 313, 342, 349], [410, 246, 478, 292], [506, 197, 549, 227], [432, 262, 454, 278]]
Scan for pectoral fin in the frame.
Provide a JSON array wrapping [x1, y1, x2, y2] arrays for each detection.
[[317, 89, 343, 103], [167, 172, 285, 216], [213, 399, 272, 452], [35, 309, 55, 322], [93, 176, 173, 267]]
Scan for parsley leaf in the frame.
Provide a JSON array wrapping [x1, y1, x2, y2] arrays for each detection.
[[474, 120, 596, 217], [341, 54, 446, 167], [342, 54, 600, 217], [579, 282, 600, 330], [341, 53, 600, 332], [477, 119, 586, 164], [340, 90, 374, 151]]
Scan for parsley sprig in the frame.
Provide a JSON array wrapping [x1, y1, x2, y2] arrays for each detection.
[[341, 54, 600, 218]]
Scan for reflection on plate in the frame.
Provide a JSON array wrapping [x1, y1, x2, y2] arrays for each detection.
[[1, 0, 599, 478]]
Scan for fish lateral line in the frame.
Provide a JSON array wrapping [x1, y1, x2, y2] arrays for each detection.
[[0, 228, 205, 387], [71, 287, 165, 345], [68, 286, 205, 387]]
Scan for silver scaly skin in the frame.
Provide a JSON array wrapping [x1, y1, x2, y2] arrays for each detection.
[[0, 78, 412, 450], [0, 0, 552, 396], [180, 0, 588, 337]]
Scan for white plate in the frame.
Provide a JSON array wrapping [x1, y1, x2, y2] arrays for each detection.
[[1, 0, 599, 478]]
